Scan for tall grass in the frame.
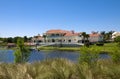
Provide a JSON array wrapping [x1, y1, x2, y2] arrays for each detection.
[[0, 58, 120, 79]]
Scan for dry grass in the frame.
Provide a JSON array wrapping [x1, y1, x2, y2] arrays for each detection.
[[0, 58, 120, 79]]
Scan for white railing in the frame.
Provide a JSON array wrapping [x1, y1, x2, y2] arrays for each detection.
[[38, 42, 84, 46], [31, 42, 84, 49]]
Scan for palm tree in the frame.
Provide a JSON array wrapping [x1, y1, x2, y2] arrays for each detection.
[[82, 32, 87, 44], [85, 34, 90, 47], [43, 34, 47, 43], [100, 31, 106, 42], [101, 31, 114, 41], [86, 34, 90, 42], [108, 31, 114, 40]]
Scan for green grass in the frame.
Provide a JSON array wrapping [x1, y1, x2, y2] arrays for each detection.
[[38, 46, 81, 51], [89, 43, 119, 54], [38, 43, 120, 54]]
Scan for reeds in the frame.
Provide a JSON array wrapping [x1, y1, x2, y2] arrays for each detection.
[[0, 58, 120, 79]]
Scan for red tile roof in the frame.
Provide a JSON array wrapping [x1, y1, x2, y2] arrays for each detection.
[[33, 35, 43, 40], [46, 29, 71, 34], [64, 33, 80, 36], [89, 34, 102, 37], [46, 29, 82, 36]]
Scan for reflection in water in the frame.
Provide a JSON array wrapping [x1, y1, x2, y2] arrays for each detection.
[[29, 50, 79, 63], [0, 50, 14, 63], [0, 50, 110, 63]]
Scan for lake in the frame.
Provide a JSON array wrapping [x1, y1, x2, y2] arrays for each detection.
[[0, 50, 110, 63]]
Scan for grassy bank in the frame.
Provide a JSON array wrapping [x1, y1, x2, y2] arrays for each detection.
[[38, 43, 119, 54], [38, 46, 81, 51], [0, 58, 120, 79]]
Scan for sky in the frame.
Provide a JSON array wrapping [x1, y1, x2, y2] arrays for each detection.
[[0, 0, 120, 37]]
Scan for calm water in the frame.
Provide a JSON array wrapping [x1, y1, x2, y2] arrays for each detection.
[[0, 50, 110, 63]]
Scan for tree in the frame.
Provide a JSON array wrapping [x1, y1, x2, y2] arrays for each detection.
[[114, 36, 120, 47], [100, 31, 105, 36], [13, 37, 23, 43], [14, 38, 30, 63], [114, 36, 120, 42], [100, 31, 106, 42], [3, 38, 7, 43], [82, 32, 90, 47], [28, 37, 32, 42], [86, 34, 89, 42], [0, 38, 4, 41], [108, 31, 114, 40], [101, 31, 114, 42], [81, 32, 86, 44], [85, 34, 90, 47], [105, 33, 110, 40], [6, 37, 14, 43], [43, 34, 47, 43], [24, 36, 28, 42]]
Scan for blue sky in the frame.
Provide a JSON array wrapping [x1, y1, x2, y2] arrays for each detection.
[[0, 0, 120, 37]]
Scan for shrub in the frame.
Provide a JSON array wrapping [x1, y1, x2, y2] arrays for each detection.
[[111, 49, 120, 64], [14, 38, 30, 63], [79, 47, 99, 66], [114, 36, 120, 43], [114, 36, 120, 47], [96, 42, 104, 46]]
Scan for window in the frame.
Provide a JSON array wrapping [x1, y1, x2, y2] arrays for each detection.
[[52, 39, 55, 42], [68, 40, 71, 42], [51, 34, 55, 36], [56, 34, 59, 36], [38, 40, 42, 43], [58, 40, 62, 42], [78, 40, 82, 43]]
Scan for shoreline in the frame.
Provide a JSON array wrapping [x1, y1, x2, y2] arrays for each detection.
[[38, 43, 119, 54], [0, 43, 119, 54]]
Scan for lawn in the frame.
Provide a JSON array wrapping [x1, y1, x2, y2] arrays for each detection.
[[38, 43, 119, 54]]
